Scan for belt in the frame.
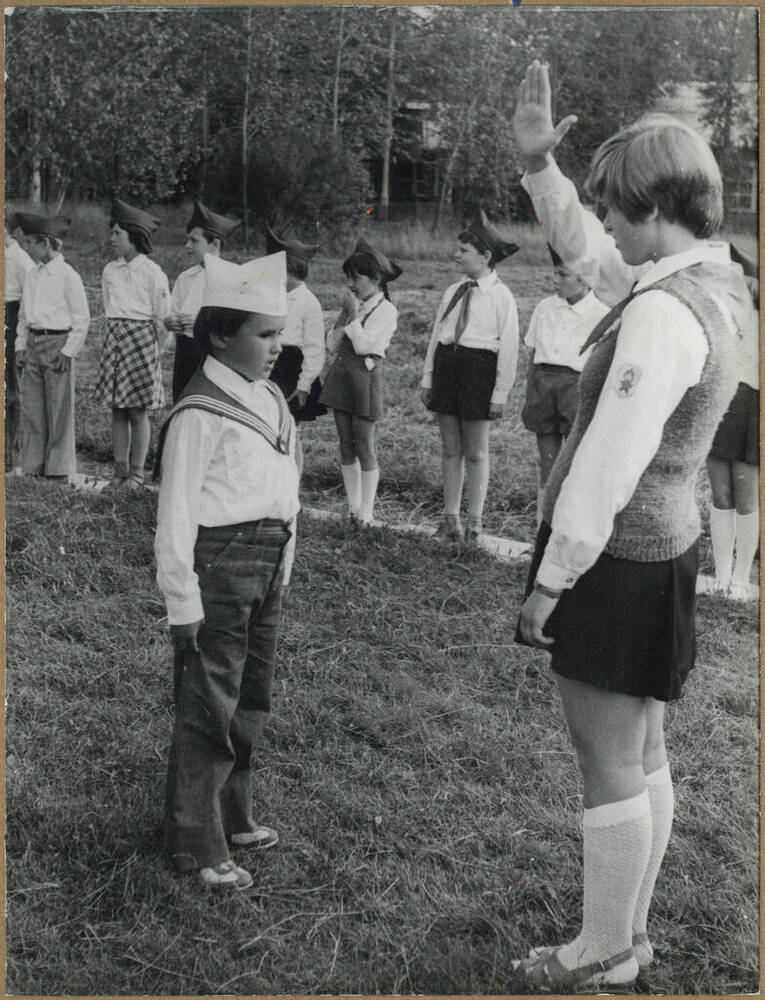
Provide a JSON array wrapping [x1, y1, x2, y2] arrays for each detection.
[[29, 327, 70, 336], [536, 362, 580, 375]]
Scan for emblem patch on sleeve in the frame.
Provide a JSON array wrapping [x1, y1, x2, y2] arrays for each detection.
[[614, 363, 641, 398]]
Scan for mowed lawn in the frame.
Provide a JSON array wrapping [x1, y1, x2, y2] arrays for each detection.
[[5, 211, 760, 995]]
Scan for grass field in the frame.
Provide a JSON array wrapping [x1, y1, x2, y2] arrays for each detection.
[[5, 208, 760, 995]]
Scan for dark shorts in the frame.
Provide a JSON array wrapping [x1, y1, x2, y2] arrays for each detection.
[[709, 382, 759, 465], [427, 342, 497, 421], [172, 334, 203, 404], [269, 345, 327, 422], [521, 363, 580, 436], [515, 522, 699, 703]]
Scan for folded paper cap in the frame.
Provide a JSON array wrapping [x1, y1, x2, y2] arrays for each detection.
[[14, 212, 71, 238], [462, 209, 519, 265], [202, 252, 287, 316], [265, 227, 321, 261], [187, 200, 241, 239], [547, 243, 564, 268], [729, 242, 758, 279], [111, 198, 161, 237], [344, 237, 402, 281]]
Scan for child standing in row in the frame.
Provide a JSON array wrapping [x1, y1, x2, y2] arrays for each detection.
[[4, 212, 34, 468], [155, 251, 298, 889], [421, 211, 519, 544], [96, 199, 170, 490], [265, 227, 326, 421], [522, 245, 609, 526], [320, 239, 400, 525], [165, 200, 241, 403], [15, 212, 90, 481]]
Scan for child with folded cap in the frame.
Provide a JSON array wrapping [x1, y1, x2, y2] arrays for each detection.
[[707, 242, 760, 600], [95, 199, 170, 489], [265, 227, 326, 422], [421, 210, 519, 544], [165, 200, 241, 402], [14, 212, 90, 480], [320, 238, 400, 524], [5, 212, 35, 468], [522, 245, 610, 526], [154, 250, 298, 890]]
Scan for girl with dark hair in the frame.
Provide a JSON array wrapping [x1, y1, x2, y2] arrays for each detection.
[[320, 238, 400, 524], [96, 198, 170, 490]]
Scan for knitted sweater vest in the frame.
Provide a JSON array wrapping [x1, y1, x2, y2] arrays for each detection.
[[542, 264, 741, 562]]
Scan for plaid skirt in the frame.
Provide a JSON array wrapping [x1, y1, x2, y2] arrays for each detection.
[[95, 318, 165, 409]]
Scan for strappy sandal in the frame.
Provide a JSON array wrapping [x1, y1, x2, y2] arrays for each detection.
[[513, 944, 638, 991], [230, 825, 279, 850], [199, 859, 253, 890]]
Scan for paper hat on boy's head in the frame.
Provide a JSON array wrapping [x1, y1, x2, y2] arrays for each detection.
[[111, 198, 161, 237], [14, 212, 71, 239], [201, 252, 287, 316], [547, 243, 564, 268], [729, 242, 758, 280], [462, 209, 519, 265], [265, 227, 321, 262], [346, 237, 402, 281], [187, 200, 241, 240]]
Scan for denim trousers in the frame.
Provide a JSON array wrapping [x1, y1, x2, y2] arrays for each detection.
[[164, 519, 289, 872], [20, 332, 76, 476]]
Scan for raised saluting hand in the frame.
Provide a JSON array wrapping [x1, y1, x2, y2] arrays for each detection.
[[513, 60, 578, 172]]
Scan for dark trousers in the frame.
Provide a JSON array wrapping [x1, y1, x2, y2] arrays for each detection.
[[164, 519, 290, 872], [5, 300, 20, 468], [172, 334, 203, 404]]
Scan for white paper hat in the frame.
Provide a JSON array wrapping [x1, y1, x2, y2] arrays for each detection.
[[202, 251, 287, 315]]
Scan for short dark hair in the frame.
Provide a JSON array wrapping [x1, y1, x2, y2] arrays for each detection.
[[113, 222, 153, 255], [457, 230, 495, 266], [342, 251, 390, 300], [193, 305, 251, 359], [201, 228, 224, 249], [286, 253, 308, 282], [586, 113, 723, 238]]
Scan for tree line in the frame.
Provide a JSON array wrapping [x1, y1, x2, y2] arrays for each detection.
[[5, 6, 757, 243]]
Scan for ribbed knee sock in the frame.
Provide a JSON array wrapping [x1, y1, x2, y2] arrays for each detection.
[[632, 764, 674, 937], [732, 510, 760, 585], [341, 461, 361, 515], [359, 467, 379, 523], [710, 505, 736, 586], [557, 791, 652, 970]]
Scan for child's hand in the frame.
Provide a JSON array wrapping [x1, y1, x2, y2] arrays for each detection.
[[488, 402, 504, 421], [171, 620, 203, 652], [165, 315, 183, 333], [514, 60, 578, 170], [420, 387, 433, 408], [341, 290, 359, 320], [288, 388, 309, 409], [51, 352, 71, 374], [518, 588, 558, 648]]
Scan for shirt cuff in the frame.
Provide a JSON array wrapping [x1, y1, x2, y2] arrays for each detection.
[[535, 552, 580, 591], [421, 374, 433, 389], [166, 592, 205, 626], [521, 160, 567, 198], [490, 388, 508, 405]]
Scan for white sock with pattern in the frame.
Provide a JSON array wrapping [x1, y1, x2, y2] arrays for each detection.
[[632, 765, 674, 943], [710, 505, 735, 587], [341, 461, 361, 516], [557, 791, 651, 971]]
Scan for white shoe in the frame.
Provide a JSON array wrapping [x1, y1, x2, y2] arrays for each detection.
[[230, 824, 279, 849], [199, 859, 253, 889]]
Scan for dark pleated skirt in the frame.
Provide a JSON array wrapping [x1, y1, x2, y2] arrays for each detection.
[[269, 345, 327, 422], [320, 335, 384, 421], [515, 522, 699, 702]]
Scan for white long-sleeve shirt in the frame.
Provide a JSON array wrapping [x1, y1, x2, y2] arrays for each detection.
[[5, 238, 34, 302], [281, 282, 326, 392], [155, 355, 300, 625], [102, 254, 170, 321], [421, 271, 519, 404], [167, 263, 206, 337], [16, 254, 91, 358], [525, 290, 610, 372], [330, 290, 398, 358]]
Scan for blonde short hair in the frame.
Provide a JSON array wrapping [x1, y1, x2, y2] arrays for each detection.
[[585, 113, 723, 238]]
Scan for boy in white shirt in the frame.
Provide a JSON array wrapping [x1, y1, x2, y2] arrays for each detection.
[[165, 200, 241, 402], [4, 212, 34, 468], [155, 251, 298, 890], [15, 212, 90, 480], [522, 245, 609, 524]]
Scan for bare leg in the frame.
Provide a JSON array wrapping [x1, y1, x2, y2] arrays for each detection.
[[437, 414, 465, 515], [462, 418, 490, 530], [112, 407, 131, 478], [127, 407, 151, 481], [706, 456, 735, 588]]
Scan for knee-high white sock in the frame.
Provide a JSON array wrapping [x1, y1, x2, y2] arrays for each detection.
[[632, 765, 674, 938], [710, 505, 736, 586], [341, 461, 361, 515], [536, 488, 545, 529], [732, 510, 760, 585], [557, 791, 652, 970], [359, 467, 379, 523]]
